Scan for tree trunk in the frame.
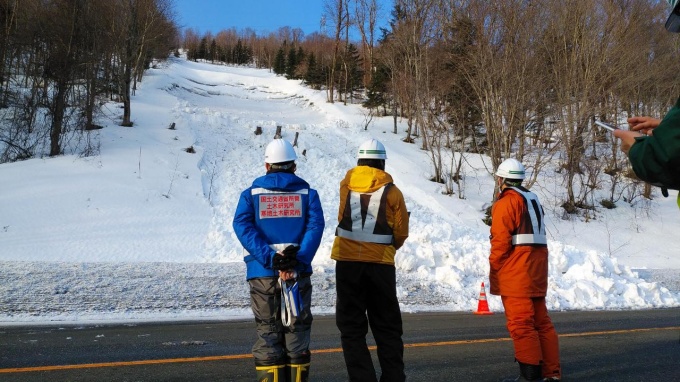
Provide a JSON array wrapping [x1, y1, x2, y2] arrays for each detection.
[[122, 61, 133, 127], [49, 80, 68, 156], [85, 62, 97, 129]]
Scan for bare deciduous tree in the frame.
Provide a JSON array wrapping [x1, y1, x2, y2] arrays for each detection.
[[352, 0, 380, 88], [324, 0, 350, 103]]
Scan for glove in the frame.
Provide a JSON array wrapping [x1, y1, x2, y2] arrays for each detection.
[[281, 245, 300, 257], [272, 245, 300, 270], [272, 254, 298, 270]]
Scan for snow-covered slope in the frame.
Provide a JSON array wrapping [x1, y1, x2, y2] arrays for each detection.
[[0, 57, 678, 324]]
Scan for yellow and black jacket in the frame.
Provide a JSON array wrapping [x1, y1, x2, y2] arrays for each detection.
[[331, 166, 409, 265]]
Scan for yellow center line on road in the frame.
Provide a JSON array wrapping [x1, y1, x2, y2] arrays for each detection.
[[0, 354, 250, 373], [558, 326, 680, 337], [2, 326, 678, 374]]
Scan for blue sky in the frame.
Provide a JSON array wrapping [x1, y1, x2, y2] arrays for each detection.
[[174, 0, 328, 36], [174, 0, 392, 38]]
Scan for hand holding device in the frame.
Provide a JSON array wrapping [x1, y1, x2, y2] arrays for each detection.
[[627, 116, 660, 135], [595, 120, 619, 132]]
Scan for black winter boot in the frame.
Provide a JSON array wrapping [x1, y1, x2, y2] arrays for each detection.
[[519, 362, 543, 381], [500, 362, 543, 382]]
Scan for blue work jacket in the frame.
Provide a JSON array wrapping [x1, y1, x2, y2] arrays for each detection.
[[233, 171, 325, 280]]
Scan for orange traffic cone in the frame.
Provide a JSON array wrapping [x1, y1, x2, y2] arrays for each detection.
[[473, 282, 493, 315]]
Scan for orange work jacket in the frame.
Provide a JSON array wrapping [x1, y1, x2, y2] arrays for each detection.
[[489, 186, 548, 297]]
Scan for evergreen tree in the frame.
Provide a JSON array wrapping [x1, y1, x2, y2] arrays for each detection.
[[227, 44, 235, 64], [364, 63, 390, 112], [273, 46, 286, 75], [343, 43, 364, 101], [296, 46, 305, 66], [198, 37, 208, 60], [244, 44, 253, 65], [379, 3, 407, 44], [235, 40, 245, 64], [286, 45, 298, 79], [234, 39, 252, 65], [219, 46, 228, 63], [209, 39, 217, 62], [305, 52, 324, 89], [187, 48, 197, 61]]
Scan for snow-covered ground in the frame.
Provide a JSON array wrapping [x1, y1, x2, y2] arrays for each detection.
[[1, 56, 678, 325]]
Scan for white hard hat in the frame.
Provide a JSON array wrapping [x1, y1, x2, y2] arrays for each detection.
[[357, 139, 387, 159], [495, 158, 525, 180], [265, 139, 297, 164]]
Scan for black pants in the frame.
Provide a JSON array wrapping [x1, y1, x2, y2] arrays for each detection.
[[335, 261, 405, 382], [249, 276, 313, 366]]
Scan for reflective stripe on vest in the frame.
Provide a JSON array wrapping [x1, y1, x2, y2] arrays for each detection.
[[251, 188, 309, 195], [335, 184, 394, 245], [244, 242, 300, 263], [269, 242, 299, 252], [507, 187, 547, 246], [512, 233, 547, 245]]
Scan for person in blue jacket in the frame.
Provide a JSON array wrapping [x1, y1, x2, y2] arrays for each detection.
[[233, 138, 324, 382]]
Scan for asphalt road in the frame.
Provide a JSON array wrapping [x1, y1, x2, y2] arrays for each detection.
[[1, 309, 678, 381]]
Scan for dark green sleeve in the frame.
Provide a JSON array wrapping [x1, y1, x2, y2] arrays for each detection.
[[628, 97, 680, 189]]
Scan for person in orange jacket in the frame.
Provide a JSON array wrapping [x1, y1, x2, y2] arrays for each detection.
[[489, 158, 561, 382], [332, 139, 409, 382]]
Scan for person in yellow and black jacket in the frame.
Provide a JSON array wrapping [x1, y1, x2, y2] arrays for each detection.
[[490, 159, 560, 382], [331, 139, 409, 382]]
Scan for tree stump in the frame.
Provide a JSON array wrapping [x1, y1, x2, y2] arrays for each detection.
[[255, 126, 262, 135], [274, 125, 282, 139], [293, 132, 299, 147]]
